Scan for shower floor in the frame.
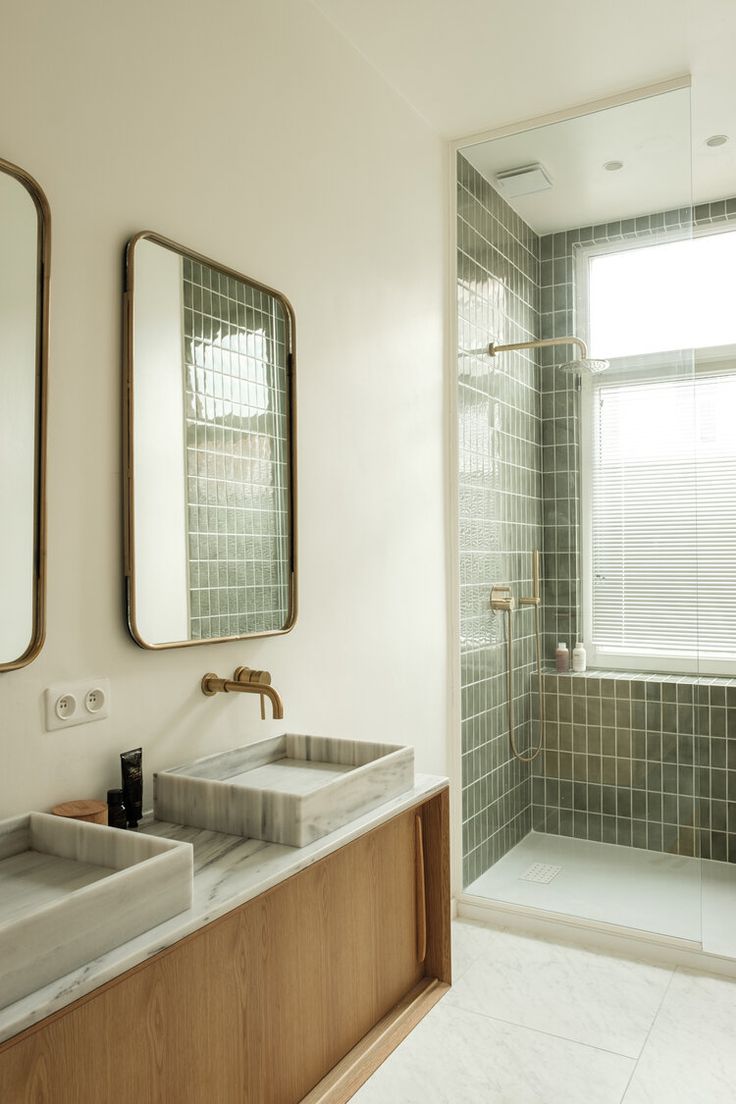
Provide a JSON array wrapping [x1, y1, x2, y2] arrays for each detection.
[[465, 831, 736, 956]]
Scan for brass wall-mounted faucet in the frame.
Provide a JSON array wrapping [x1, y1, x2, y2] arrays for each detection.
[[201, 666, 284, 719]]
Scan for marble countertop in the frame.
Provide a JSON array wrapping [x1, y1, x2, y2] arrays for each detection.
[[0, 773, 447, 1046]]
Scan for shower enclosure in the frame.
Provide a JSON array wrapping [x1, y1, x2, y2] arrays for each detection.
[[454, 78, 736, 960]]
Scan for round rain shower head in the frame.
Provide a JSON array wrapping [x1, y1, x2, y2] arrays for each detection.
[[562, 357, 609, 376]]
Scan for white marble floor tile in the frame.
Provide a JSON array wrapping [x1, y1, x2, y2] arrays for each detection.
[[623, 969, 736, 1104], [445, 926, 673, 1057], [451, 917, 508, 983], [350, 1002, 634, 1104], [465, 832, 702, 942]]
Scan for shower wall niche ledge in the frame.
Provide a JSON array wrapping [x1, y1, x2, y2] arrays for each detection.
[[544, 669, 736, 691]]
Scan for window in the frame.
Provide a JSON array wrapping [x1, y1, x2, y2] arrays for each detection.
[[587, 228, 736, 359], [580, 230, 736, 675]]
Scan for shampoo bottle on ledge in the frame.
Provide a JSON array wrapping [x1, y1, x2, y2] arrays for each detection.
[[555, 642, 570, 673], [572, 642, 587, 673]]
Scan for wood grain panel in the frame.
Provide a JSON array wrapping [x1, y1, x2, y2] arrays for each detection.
[[419, 787, 452, 984], [301, 979, 449, 1104], [0, 796, 446, 1104]]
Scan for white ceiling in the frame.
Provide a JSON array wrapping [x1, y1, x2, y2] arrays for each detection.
[[463, 88, 699, 234], [311, 0, 736, 212]]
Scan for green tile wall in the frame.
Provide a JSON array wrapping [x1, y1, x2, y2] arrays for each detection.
[[534, 672, 736, 861], [457, 153, 543, 885]]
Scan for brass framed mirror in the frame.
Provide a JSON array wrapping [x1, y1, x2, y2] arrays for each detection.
[[0, 157, 49, 672], [124, 233, 297, 649]]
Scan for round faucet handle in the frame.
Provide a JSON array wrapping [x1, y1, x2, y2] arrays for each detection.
[[233, 665, 272, 686]]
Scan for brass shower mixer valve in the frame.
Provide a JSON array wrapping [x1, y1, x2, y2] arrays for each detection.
[[490, 584, 515, 612]]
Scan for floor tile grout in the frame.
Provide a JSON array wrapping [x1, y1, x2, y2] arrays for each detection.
[[441, 994, 643, 1063], [357, 921, 736, 1103], [617, 966, 677, 1102]]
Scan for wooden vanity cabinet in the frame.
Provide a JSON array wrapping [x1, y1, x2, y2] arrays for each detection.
[[0, 788, 450, 1104]]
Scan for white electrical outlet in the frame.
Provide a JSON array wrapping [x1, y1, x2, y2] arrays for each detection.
[[44, 678, 112, 732]]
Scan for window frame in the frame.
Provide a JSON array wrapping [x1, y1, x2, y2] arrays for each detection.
[[576, 225, 736, 676]]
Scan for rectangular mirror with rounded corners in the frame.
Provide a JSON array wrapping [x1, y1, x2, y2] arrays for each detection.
[[124, 233, 296, 648], [0, 157, 49, 672]]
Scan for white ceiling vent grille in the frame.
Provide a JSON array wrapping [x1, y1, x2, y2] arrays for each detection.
[[495, 163, 553, 198]]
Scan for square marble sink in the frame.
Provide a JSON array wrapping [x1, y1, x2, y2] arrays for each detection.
[[154, 734, 414, 847], [0, 812, 193, 1010]]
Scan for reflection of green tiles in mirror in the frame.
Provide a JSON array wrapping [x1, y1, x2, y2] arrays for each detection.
[[182, 257, 290, 639]]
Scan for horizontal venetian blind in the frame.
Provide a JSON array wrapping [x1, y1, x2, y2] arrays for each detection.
[[591, 371, 736, 663]]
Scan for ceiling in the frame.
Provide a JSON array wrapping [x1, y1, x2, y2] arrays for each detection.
[[311, 0, 736, 211], [463, 88, 700, 234]]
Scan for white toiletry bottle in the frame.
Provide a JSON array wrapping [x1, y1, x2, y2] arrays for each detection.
[[555, 642, 570, 673], [572, 642, 587, 673]]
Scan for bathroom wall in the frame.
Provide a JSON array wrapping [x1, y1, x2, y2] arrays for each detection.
[[457, 154, 543, 885], [0, 0, 448, 816], [534, 198, 736, 860]]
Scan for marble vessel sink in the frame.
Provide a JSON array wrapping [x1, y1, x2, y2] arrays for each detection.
[[0, 812, 193, 1010], [154, 734, 415, 847]]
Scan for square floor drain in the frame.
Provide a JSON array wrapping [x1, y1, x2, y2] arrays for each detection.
[[520, 862, 561, 884]]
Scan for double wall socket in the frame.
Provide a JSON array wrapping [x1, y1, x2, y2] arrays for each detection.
[[44, 678, 112, 732]]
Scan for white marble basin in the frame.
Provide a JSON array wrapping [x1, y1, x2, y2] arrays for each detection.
[[154, 734, 415, 847], [0, 812, 193, 1010]]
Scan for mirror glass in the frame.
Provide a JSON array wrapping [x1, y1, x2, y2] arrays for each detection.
[[126, 234, 296, 647], [0, 160, 47, 671]]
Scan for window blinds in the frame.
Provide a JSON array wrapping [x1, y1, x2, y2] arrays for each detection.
[[591, 371, 736, 665]]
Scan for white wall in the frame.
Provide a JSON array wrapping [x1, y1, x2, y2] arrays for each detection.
[[0, 0, 448, 816], [132, 240, 189, 645]]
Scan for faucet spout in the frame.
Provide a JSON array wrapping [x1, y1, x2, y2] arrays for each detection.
[[201, 667, 285, 719]]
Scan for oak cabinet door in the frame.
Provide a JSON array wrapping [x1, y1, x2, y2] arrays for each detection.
[[0, 807, 429, 1104]]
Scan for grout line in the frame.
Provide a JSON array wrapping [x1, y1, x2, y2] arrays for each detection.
[[438, 998, 640, 1064], [619, 967, 676, 1102]]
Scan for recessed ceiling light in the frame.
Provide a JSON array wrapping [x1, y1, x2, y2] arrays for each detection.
[[706, 134, 728, 147], [603, 160, 624, 172]]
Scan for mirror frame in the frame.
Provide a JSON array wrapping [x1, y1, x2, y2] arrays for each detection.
[[123, 231, 298, 649], [0, 157, 49, 673]]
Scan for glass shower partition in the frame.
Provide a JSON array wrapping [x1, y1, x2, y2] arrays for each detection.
[[456, 81, 718, 951]]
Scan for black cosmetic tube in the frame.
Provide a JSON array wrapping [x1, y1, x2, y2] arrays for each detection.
[[120, 747, 143, 829]]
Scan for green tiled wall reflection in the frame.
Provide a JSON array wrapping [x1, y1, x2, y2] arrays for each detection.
[[182, 258, 291, 639], [457, 153, 543, 885]]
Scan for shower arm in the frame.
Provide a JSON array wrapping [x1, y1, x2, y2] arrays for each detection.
[[488, 336, 589, 359]]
